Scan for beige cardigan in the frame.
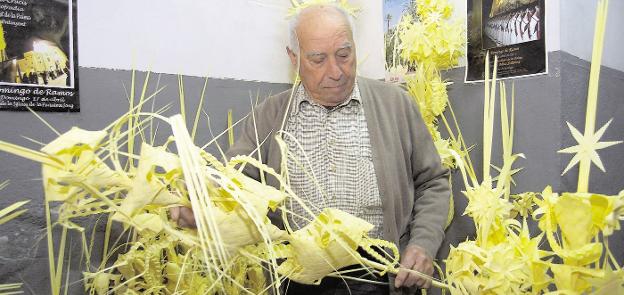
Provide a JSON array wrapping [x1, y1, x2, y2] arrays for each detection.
[[226, 76, 450, 292]]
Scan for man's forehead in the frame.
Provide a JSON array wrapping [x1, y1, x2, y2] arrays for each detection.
[[299, 24, 352, 41], [304, 41, 352, 55]]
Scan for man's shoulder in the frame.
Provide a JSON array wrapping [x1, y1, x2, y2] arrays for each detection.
[[358, 76, 398, 91], [254, 87, 293, 115], [266, 87, 293, 102], [357, 76, 412, 106]]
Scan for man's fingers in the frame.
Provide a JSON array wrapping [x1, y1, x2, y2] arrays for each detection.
[[398, 269, 430, 288], [422, 278, 432, 289], [395, 252, 418, 288], [394, 270, 408, 288], [399, 252, 417, 269], [403, 272, 418, 288], [394, 244, 436, 289], [396, 244, 428, 289], [413, 277, 424, 288], [413, 258, 433, 276], [169, 206, 196, 228], [414, 259, 434, 288], [170, 207, 180, 221], [180, 207, 196, 227], [177, 217, 188, 228]]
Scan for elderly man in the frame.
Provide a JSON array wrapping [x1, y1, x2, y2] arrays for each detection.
[[174, 4, 450, 294]]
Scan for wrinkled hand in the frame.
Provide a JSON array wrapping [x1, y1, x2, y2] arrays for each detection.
[[170, 206, 197, 228], [394, 244, 434, 289]]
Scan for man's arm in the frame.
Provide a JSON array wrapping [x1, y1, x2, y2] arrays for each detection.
[[406, 92, 450, 255], [396, 92, 451, 289]]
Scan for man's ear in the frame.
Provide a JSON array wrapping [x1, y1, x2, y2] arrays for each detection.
[[286, 46, 298, 67]]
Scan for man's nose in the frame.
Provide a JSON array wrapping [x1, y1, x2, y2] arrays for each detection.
[[327, 58, 343, 81]]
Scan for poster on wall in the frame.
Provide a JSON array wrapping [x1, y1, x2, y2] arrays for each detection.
[[0, 0, 78, 112], [465, 0, 546, 82]]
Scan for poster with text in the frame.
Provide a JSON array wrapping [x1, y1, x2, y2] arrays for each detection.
[[0, 0, 79, 112], [465, 0, 546, 82]]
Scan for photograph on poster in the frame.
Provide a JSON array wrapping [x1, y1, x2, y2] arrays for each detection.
[[383, 0, 414, 82], [466, 0, 546, 82], [0, 0, 73, 88], [0, 0, 79, 112], [483, 1, 541, 48]]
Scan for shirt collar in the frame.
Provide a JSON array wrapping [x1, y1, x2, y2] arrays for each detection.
[[291, 81, 361, 116]]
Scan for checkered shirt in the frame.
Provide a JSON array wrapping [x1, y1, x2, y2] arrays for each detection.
[[283, 82, 384, 239]]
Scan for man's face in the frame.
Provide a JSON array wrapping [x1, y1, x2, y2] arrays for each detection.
[[288, 8, 357, 106]]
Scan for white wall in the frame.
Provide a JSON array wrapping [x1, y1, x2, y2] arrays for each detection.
[[77, 0, 585, 82], [561, 0, 624, 72], [546, 0, 561, 52], [78, 0, 385, 83]]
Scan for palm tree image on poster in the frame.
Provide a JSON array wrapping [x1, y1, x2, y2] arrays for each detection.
[[383, 0, 418, 82]]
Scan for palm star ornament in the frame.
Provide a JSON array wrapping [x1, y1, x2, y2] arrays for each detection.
[[558, 119, 622, 176]]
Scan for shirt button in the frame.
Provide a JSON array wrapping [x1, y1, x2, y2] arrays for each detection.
[[329, 164, 336, 172]]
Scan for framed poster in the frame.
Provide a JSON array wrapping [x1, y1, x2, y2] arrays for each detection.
[[465, 0, 546, 82], [0, 0, 79, 111]]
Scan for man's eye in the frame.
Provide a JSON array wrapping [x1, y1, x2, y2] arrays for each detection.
[[336, 49, 351, 59], [311, 58, 325, 64]]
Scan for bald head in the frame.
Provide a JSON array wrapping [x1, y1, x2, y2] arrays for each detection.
[[288, 5, 355, 53]]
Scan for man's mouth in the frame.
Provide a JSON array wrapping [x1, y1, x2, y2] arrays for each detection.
[[324, 83, 347, 89]]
